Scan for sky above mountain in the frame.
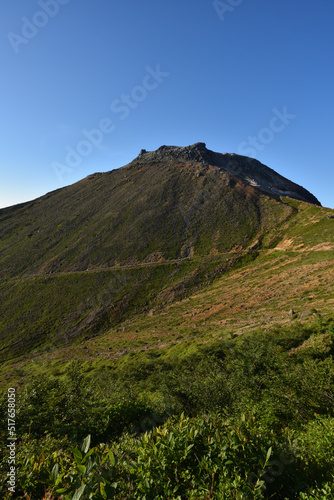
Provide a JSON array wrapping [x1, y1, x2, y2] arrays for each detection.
[[1, 0, 333, 209]]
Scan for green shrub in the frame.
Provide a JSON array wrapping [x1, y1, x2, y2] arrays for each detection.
[[0, 433, 71, 499], [50, 434, 118, 500]]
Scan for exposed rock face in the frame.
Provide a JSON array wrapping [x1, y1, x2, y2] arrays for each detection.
[[131, 143, 321, 206]]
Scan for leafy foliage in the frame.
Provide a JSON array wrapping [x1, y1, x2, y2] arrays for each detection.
[[7, 361, 154, 446], [1, 319, 334, 498]]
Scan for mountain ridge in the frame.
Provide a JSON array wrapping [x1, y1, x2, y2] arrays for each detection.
[[126, 142, 320, 206], [0, 143, 302, 279], [0, 143, 320, 216]]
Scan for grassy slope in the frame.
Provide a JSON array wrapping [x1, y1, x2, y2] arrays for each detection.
[[0, 158, 298, 365], [0, 161, 289, 278], [1, 198, 333, 389]]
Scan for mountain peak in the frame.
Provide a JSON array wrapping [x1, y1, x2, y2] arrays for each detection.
[[131, 143, 320, 206], [135, 142, 210, 163]]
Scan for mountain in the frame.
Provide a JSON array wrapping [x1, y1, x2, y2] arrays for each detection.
[[0, 143, 333, 380], [0, 143, 319, 279], [1, 144, 333, 500]]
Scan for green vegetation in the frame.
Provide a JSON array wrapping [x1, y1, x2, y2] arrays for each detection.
[[0, 150, 333, 498], [0, 253, 250, 364], [1, 317, 333, 498]]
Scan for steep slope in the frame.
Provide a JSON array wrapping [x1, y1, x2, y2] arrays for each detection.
[[136, 143, 320, 204], [0, 143, 317, 279], [0, 143, 326, 364]]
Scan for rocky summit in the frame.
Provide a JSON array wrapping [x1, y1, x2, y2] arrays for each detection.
[[132, 142, 320, 206]]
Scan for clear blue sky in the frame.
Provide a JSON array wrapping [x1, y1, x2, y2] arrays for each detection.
[[1, 0, 333, 209]]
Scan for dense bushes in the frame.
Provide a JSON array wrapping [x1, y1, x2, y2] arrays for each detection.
[[162, 319, 334, 429], [1, 317, 333, 498], [1, 414, 334, 499], [2, 361, 154, 447]]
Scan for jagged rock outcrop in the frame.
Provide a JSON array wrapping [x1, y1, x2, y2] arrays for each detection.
[[132, 143, 320, 206]]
